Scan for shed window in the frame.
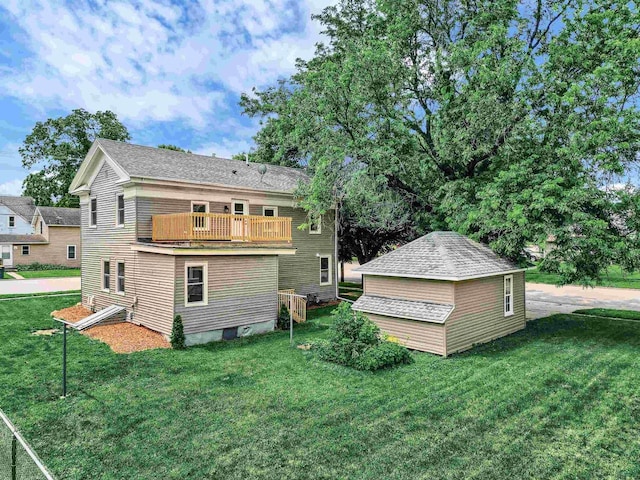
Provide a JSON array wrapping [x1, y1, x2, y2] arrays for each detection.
[[116, 262, 125, 294], [21, 245, 29, 256], [67, 245, 76, 260], [504, 275, 514, 316], [186, 263, 207, 306], [102, 260, 110, 291], [8, 216, 15, 228], [90, 198, 97, 226], [319, 255, 332, 286], [116, 194, 125, 226]]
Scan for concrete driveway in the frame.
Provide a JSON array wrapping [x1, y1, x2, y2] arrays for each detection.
[[0, 277, 81, 295]]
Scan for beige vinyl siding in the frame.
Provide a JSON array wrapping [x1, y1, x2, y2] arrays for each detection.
[[81, 159, 137, 311], [175, 255, 278, 334], [445, 272, 526, 355], [364, 276, 455, 304], [13, 226, 81, 268], [366, 313, 446, 355], [131, 252, 176, 335], [274, 206, 336, 301]]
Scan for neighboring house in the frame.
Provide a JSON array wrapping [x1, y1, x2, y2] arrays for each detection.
[[352, 231, 526, 356], [69, 139, 337, 346], [0, 196, 37, 268]]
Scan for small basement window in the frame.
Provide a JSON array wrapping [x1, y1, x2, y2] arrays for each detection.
[[116, 262, 125, 294], [319, 255, 332, 286], [21, 245, 30, 256], [116, 194, 125, 226], [185, 263, 208, 306], [90, 198, 97, 226], [102, 260, 110, 291], [8, 216, 15, 228], [67, 245, 76, 260], [504, 274, 514, 316]]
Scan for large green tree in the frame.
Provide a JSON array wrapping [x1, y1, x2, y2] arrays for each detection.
[[21, 109, 130, 207], [242, 0, 640, 285]]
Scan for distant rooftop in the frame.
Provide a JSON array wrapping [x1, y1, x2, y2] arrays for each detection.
[[37, 206, 80, 226], [355, 231, 523, 281], [95, 138, 308, 193], [0, 196, 36, 221]]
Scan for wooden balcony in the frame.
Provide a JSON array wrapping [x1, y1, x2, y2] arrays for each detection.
[[152, 212, 292, 243]]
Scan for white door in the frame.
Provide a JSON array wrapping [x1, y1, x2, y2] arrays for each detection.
[[1, 245, 12, 267], [231, 200, 249, 240]]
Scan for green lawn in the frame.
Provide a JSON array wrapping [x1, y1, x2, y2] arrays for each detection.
[[527, 264, 640, 289], [2, 297, 640, 479], [339, 281, 363, 300], [17, 269, 81, 279], [574, 308, 640, 321]]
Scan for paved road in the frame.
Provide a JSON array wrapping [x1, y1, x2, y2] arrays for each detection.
[[0, 277, 81, 295], [342, 262, 640, 318]]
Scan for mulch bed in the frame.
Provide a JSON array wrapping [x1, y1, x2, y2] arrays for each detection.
[[50, 304, 171, 353], [308, 300, 341, 310]]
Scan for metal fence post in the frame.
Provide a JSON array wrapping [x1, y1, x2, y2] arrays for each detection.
[[11, 435, 17, 480], [289, 296, 293, 346], [62, 323, 67, 398]]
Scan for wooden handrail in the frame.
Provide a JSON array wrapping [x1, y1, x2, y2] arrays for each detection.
[[152, 213, 293, 242]]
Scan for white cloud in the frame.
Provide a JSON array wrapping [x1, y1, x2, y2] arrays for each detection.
[[0, 0, 335, 129], [194, 138, 254, 159], [0, 179, 23, 196]]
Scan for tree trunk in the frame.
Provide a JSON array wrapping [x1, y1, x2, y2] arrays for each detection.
[[340, 262, 345, 283]]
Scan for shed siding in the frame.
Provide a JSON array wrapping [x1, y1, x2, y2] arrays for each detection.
[[13, 226, 81, 268], [81, 158, 137, 311], [445, 272, 526, 355], [365, 313, 446, 355], [132, 252, 176, 335], [175, 255, 278, 334], [364, 276, 455, 304], [275, 206, 336, 301]]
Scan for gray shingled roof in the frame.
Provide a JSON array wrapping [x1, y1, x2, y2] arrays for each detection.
[[352, 295, 454, 324], [355, 231, 523, 281], [0, 196, 36, 222], [0, 234, 47, 244], [96, 138, 309, 193], [37, 207, 81, 226]]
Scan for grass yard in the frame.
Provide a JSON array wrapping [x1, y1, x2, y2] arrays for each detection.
[[2, 297, 640, 479], [527, 264, 640, 289], [339, 281, 363, 300], [18, 268, 81, 279], [574, 308, 640, 321]]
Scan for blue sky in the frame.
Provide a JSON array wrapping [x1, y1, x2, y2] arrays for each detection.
[[0, 0, 334, 195]]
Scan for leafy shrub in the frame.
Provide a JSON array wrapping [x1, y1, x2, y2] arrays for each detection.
[[170, 315, 186, 349], [277, 304, 291, 330], [16, 263, 76, 271], [315, 303, 412, 371]]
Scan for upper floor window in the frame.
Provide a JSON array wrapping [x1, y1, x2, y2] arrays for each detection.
[[39, 221, 43, 235], [116, 194, 125, 226], [67, 245, 76, 260], [90, 198, 97, 226], [21, 245, 29, 256], [309, 215, 322, 235], [504, 275, 514, 316], [319, 255, 332, 285], [8, 216, 15, 228], [116, 262, 125, 294], [263, 206, 278, 217], [191, 201, 209, 230]]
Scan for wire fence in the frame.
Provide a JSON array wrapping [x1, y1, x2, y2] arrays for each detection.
[[0, 409, 55, 480]]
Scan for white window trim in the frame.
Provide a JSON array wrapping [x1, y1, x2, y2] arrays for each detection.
[[21, 245, 30, 256], [101, 259, 110, 293], [504, 274, 514, 317], [116, 261, 125, 295], [309, 215, 322, 235], [89, 197, 98, 228], [262, 206, 278, 217], [319, 254, 332, 286], [8, 216, 15, 228], [232, 199, 249, 216], [185, 262, 208, 307], [115, 193, 125, 227], [191, 201, 210, 231], [67, 245, 76, 260]]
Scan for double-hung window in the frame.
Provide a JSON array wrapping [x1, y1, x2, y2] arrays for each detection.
[[116, 262, 125, 294], [90, 198, 97, 227], [185, 263, 207, 306], [191, 201, 209, 230], [67, 245, 76, 260], [8, 216, 15, 228], [504, 275, 514, 316], [21, 245, 29, 256], [319, 255, 332, 286], [102, 260, 110, 291], [116, 194, 125, 226], [309, 215, 321, 234]]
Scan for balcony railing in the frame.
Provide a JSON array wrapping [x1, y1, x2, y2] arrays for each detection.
[[151, 213, 292, 243]]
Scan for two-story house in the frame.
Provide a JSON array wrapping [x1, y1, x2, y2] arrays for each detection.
[[69, 139, 337, 345], [0, 196, 38, 267]]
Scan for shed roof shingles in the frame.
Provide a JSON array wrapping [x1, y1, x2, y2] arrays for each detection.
[[353, 295, 453, 324], [96, 138, 308, 193], [356, 231, 522, 280]]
